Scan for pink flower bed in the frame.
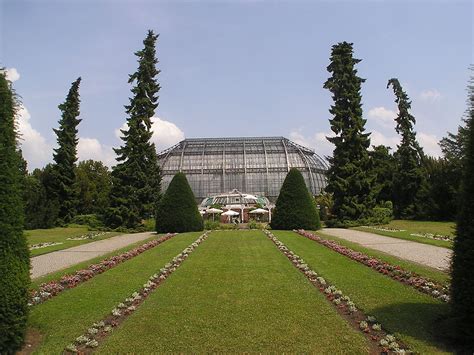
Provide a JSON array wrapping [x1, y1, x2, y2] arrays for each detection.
[[29, 233, 177, 306], [296, 230, 450, 303]]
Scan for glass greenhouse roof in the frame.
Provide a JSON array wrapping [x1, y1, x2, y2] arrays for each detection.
[[157, 136, 328, 201]]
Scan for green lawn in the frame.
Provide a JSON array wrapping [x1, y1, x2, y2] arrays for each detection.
[[275, 231, 451, 354], [98, 230, 369, 353], [28, 232, 203, 353], [315, 231, 449, 285], [27, 225, 121, 256], [354, 220, 455, 249]]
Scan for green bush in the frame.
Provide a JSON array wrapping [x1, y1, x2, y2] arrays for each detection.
[[71, 214, 103, 229], [204, 220, 220, 230], [0, 72, 30, 352], [155, 173, 203, 233], [270, 168, 321, 230]]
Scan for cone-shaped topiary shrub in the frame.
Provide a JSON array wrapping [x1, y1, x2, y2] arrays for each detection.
[[155, 172, 203, 233], [270, 168, 321, 230], [0, 71, 30, 353]]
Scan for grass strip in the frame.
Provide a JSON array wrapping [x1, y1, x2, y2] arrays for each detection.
[[275, 231, 451, 354], [65, 232, 210, 352], [29, 233, 177, 306], [27, 232, 203, 354], [354, 226, 452, 249], [97, 230, 369, 354], [265, 230, 409, 353], [27, 226, 122, 256], [316, 230, 449, 284], [299, 230, 449, 303]]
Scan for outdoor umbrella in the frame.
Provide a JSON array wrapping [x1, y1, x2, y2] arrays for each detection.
[[249, 208, 269, 222], [206, 208, 223, 221], [221, 210, 239, 223]]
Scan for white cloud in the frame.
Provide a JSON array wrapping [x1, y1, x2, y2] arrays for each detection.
[[370, 130, 400, 150], [420, 89, 441, 102], [418, 132, 441, 157], [77, 137, 116, 167], [368, 106, 397, 129], [115, 116, 185, 152], [16, 105, 52, 170], [4, 67, 20, 82], [289, 129, 334, 159]]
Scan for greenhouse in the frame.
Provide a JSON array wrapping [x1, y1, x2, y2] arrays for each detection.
[[157, 136, 328, 201]]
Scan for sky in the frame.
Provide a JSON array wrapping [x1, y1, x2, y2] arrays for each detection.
[[1, 0, 472, 170]]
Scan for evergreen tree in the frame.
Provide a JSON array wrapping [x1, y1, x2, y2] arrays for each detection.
[[323, 42, 374, 226], [0, 71, 30, 353], [369, 145, 396, 204], [76, 160, 111, 215], [107, 30, 162, 229], [270, 168, 321, 230], [451, 73, 474, 348], [387, 78, 429, 219], [155, 173, 203, 233], [52, 77, 82, 224]]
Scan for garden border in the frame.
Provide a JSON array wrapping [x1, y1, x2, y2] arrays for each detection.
[[64, 232, 210, 353], [265, 230, 409, 354], [296, 230, 450, 302], [29, 233, 178, 306]]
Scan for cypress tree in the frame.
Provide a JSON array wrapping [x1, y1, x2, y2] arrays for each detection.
[[0, 71, 30, 352], [107, 30, 162, 229], [323, 42, 374, 226], [155, 173, 203, 233], [451, 73, 474, 348], [52, 77, 82, 224], [387, 78, 429, 219], [270, 168, 320, 230]]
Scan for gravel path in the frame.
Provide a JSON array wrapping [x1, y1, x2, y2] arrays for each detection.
[[31, 232, 155, 279], [321, 228, 452, 271]]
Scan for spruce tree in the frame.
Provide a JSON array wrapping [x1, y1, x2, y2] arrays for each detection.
[[387, 78, 429, 219], [323, 42, 374, 226], [0, 71, 30, 352], [155, 173, 203, 233], [52, 77, 82, 224], [451, 73, 474, 348], [107, 30, 162, 229], [270, 168, 320, 230]]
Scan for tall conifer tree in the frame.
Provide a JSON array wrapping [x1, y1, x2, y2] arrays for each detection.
[[387, 78, 429, 219], [451, 73, 474, 348], [107, 30, 161, 228], [52, 77, 82, 224], [324, 42, 374, 225], [0, 71, 30, 352]]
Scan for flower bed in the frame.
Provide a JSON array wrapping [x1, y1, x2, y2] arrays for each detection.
[[264, 230, 409, 354], [29, 233, 178, 306], [409, 232, 452, 242], [297, 230, 450, 303], [66, 231, 110, 241], [64, 232, 209, 353], [30, 242, 64, 250], [362, 226, 406, 233]]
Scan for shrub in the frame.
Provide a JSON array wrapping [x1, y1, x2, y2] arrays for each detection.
[[0, 71, 30, 352], [204, 220, 220, 230], [270, 168, 321, 230], [71, 214, 103, 229], [155, 173, 203, 233]]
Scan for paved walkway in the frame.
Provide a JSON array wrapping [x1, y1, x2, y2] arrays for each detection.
[[31, 232, 155, 279], [321, 228, 452, 271]]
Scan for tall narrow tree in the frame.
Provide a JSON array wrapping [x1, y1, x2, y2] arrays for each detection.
[[52, 77, 82, 224], [387, 78, 429, 219], [451, 73, 474, 348], [107, 30, 162, 228], [323, 42, 374, 226], [0, 71, 30, 352]]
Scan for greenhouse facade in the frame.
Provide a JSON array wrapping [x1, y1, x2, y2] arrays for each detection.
[[157, 136, 328, 201]]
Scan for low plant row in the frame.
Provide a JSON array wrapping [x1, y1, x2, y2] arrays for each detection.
[[66, 231, 110, 241], [297, 230, 450, 302], [363, 226, 406, 233], [264, 230, 409, 354], [30, 241, 63, 250], [409, 232, 452, 242], [29, 233, 177, 306], [64, 232, 209, 353]]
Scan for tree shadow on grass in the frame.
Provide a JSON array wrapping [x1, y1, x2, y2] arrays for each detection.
[[370, 301, 460, 353]]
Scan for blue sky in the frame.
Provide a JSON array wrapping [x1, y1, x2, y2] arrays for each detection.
[[1, 0, 472, 170]]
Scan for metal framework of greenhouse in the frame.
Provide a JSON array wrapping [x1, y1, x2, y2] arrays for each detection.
[[157, 136, 328, 202]]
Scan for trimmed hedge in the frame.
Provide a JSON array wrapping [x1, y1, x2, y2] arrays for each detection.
[[0, 72, 30, 353], [155, 173, 203, 233], [270, 168, 321, 230]]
